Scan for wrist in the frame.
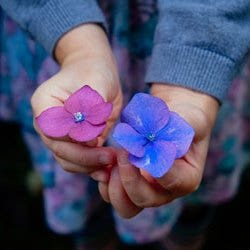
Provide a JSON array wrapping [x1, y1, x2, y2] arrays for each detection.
[[55, 23, 114, 67], [53, 23, 120, 101]]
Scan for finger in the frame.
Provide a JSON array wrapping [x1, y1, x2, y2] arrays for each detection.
[[155, 137, 207, 198], [54, 155, 110, 175], [41, 136, 115, 167], [31, 80, 69, 116], [90, 170, 110, 182], [84, 138, 98, 147], [156, 155, 203, 198], [118, 151, 172, 208], [108, 167, 142, 218], [98, 181, 110, 203]]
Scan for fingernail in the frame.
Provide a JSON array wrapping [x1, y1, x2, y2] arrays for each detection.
[[90, 171, 109, 182], [118, 152, 129, 166], [100, 153, 112, 165], [111, 166, 119, 178]]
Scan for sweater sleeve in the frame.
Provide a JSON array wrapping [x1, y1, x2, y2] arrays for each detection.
[[145, 0, 250, 102], [0, 0, 107, 56]]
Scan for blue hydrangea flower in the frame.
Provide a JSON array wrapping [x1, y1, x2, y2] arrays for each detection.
[[113, 93, 195, 177]]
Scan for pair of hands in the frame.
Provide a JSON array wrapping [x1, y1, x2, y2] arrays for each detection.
[[31, 24, 219, 218]]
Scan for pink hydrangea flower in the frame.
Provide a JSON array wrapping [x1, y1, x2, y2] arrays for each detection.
[[36, 85, 112, 142], [113, 93, 195, 178]]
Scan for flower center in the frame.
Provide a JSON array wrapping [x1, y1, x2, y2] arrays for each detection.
[[147, 133, 156, 142], [74, 112, 85, 123]]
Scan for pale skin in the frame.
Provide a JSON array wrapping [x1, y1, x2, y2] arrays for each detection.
[[32, 24, 122, 177], [31, 23, 219, 218], [98, 84, 219, 217]]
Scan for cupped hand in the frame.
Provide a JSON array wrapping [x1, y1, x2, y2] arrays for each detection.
[[98, 83, 219, 218], [31, 24, 123, 175]]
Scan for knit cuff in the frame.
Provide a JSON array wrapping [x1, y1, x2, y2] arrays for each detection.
[[28, 0, 107, 56], [145, 44, 236, 102]]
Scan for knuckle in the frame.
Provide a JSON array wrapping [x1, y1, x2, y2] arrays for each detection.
[[120, 170, 141, 186], [186, 179, 200, 194], [61, 165, 75, 173], [180, 180, 200, 197], [184, 171, 202, 194], [41, 136, 52, 147], [164, 174, 201, 198], [133, 196, 159, 208], [61, 163, 89, 174], [78, 153, 88, 165], [121, 178, 131, 186], [121, 175, 138, 186], [133, 198, 149, 208], [164, 178, 182, 196], [53, 143, 65, 158], [119, 209, 142, 219]]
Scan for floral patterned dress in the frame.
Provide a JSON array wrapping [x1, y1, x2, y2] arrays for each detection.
[[0, 0, 249, 245]]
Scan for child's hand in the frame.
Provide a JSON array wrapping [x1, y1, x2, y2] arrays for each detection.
[[98, 83, 219, 218], [31, 24, 122, 175]]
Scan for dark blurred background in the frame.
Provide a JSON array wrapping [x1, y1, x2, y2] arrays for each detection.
[[0, 121, 250, 250]]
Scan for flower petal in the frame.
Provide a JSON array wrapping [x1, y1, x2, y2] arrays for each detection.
[[113, 123, 148, 157], [36, 106, 73, 137], [129, 140, 176, 178], [85, 102, 112, 125], [68, 121, 105, 142], [121, 93, 170, 136], [157, 112, 195, 158], [65, 85, 105, 114]]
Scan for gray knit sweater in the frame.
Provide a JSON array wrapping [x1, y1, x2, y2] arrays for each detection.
[[1, 0, 250, 102]]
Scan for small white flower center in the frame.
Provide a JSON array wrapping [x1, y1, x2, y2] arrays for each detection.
[[74, 112, 85, 123], [147, 133, 156, 141]]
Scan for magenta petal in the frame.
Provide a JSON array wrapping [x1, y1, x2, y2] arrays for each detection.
[[129, 141, 176, 178], [157, 112, 195, 158], [86, 102, 112, 125], [113, 123, 148, 157], [64, 85, 105, 114], [121, 93, 170, 136], [36, 107, 73, 137], [68, 121, 105, 142]]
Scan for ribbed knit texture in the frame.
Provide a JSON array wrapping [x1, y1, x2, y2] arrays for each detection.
[[0, 0, 107, 55], [1, 0, 250, 101], [146, 0, 250, 102], [145, 44, 235, 101]]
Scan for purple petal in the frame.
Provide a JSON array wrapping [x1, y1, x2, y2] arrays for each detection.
[[121, 93, 170, 136], [68, 121, 105, 142], [129, 140, 176, 178], [64, 85, 105, 114], [36, 106, 73, 137], [86, 102, 112, 125], [157, 112, 195, 158], [113, 123, 148, 157]]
